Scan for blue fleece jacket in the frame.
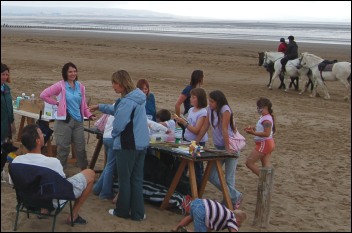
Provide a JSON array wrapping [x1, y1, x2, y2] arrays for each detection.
[[99, 88, 149, 150]]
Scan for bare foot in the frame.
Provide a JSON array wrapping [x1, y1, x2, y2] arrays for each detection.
[[112, 193, 119, 204]]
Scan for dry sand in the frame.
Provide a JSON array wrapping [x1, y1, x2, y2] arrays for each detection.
[[1, 28, 351, 232]]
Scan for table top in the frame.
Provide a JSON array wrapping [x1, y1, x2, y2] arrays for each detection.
[[149, 142, 239, 161], [84, 127, 103, 135], [14, 109, 53, 122], [14, 109, 90, 122]]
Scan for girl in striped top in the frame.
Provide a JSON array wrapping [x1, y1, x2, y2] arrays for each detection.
[[172, 198, 247, 232]]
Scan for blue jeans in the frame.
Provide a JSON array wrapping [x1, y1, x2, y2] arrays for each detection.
[[93, 138, 116, 199], [113, 149, 146, 221], [209, 145, 242, 205], [190, 199, 207, 232]]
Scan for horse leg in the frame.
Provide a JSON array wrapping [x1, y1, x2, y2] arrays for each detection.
[[267, 71, 273, 87], [308, 78, 314, 92], [310, 79, 319, 98], [268, 71, 279, 90], [278, 73, 285, 89], [339, 77, 351, 101], [318, 77, 330, 99], [323, 84, 331, 100], [294, 77, 299, 91], [289, 77, 299, 90], [299, 81, 307, 95]]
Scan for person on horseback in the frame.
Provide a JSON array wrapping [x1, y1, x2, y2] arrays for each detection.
[[280, 35, 298, 76], [277, 38, 287, 53]]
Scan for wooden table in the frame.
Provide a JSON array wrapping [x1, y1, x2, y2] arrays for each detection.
[[149, 142, 239, 211], [84, 127, 106, 173], [14, 109, 55, 157]]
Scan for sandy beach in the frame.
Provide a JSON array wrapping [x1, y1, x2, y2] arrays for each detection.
[[1, 28, 351, 232]]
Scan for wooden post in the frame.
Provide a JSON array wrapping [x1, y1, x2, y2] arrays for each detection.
[[253, 167, 274, 228]]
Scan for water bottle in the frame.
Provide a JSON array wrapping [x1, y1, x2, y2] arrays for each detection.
[[175, 127, 182, 144], [30, 94, 35, 104], [16, 96, 22, 108]]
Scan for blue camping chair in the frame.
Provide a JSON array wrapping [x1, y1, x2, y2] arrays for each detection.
[[9, 163, 76, 232]]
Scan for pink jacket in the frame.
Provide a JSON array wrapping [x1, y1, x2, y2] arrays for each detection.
[[40, 80, 92, 118]]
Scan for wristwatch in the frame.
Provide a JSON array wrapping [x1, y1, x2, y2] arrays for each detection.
[[185, 122, 189, 128]]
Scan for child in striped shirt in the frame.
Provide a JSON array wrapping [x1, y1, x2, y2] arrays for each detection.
[[172, 198, 247, 232]]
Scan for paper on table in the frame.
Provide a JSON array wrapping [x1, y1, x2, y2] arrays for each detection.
[[43, 102, 66, 120]]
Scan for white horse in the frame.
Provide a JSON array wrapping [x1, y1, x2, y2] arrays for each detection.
[[298, 52, 351, 101], [262, 51, 311, 93]]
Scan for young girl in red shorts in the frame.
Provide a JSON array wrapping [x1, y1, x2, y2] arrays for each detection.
[[245, 97, 276, 176]]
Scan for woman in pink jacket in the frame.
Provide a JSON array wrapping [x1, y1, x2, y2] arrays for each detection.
[[40, 62, 95, 170]]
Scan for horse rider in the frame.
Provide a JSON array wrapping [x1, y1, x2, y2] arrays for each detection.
[[278, 38, 287, 53], [280, 35, 298, 76]]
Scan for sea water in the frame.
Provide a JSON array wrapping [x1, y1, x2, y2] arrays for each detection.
[[1, 16, 350, 45]]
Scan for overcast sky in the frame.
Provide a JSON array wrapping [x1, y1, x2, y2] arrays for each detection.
[[1, 1, 351, 22]]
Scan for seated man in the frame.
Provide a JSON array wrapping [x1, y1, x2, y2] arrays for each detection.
[[10, 124, 95, 225], [280, 35, 298, 76]]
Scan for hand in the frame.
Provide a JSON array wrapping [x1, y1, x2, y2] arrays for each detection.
[[173, 114, 186, 125], [89, 105, 99, 112], [89, 114, 97, 121], [244, 125, 254, 134]]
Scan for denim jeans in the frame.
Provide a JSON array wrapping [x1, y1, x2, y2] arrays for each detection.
[[208, 145, 242, 205], [190, 199, 207, 232], [93, 138, 116, 199]]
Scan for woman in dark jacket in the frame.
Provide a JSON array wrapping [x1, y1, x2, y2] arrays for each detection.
[[1, 63, 16, 175]]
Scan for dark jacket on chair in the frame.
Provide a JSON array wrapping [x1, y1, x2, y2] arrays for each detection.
[[9, 163, 75, 209]]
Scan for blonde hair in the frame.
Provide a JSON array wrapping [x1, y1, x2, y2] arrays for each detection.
[[234, 210, 247, 227], [111, 70, 135, 97]]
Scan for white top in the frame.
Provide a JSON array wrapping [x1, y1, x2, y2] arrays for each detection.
[[11, 153, 66, 178], [103, 115, 115, 139], [165, 119, 176, 132], [254, 114, 274, 142], [184, 107, 208, 142], [147, 119, 168, 134]]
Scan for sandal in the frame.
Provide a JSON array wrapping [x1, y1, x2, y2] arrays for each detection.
[[67, 215, 88, 225], [37, 214, 49, 219], [234, 194, 243, 210], [180, 195, 192, 215]]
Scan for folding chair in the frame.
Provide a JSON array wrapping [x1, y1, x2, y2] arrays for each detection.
[[9, 163, 76, 232]]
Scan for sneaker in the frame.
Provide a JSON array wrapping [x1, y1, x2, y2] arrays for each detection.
[[67, 215, 88, 225], [108, 209, 115, 216]]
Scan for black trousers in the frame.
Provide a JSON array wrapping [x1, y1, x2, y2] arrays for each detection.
[[281, 57, 289, 70]]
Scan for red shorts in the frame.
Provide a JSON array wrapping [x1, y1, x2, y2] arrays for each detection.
[[255, 139, 275, 154]]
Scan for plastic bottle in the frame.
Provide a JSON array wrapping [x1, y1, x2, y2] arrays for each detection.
[[31, 94, 35, 100], [22, 93, 26, 99], [175, 127, 182, 144]]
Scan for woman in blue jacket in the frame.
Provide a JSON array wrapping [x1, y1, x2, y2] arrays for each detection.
[[90, 70, 149, 221]]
